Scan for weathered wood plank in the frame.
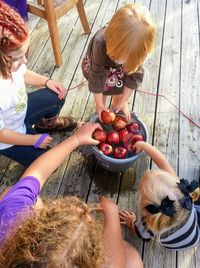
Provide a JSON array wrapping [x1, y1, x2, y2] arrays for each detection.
[[143, 0, 182, 267], [177, 0, 200, 267]]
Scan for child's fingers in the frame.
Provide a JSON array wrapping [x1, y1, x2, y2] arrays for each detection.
[[119, 210, 131, 217], [120, 220, 127, 225]]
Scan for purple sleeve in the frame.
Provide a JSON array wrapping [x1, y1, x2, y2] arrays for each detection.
[[0, 176, 40, 244]]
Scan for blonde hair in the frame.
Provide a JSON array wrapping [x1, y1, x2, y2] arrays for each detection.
[[104, 3, 157, 74], [0, 196, 106, 268], [139, 170, 192, 235]]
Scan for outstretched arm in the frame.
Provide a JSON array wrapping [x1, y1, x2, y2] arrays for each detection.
[[134, 141, 176, 176], [21, 122, 101, 188], [100, 197, 125, 268]]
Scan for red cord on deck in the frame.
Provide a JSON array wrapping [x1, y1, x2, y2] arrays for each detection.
[[67, 81, 200, 130]]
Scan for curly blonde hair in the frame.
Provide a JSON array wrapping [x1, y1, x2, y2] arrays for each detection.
[[104, 3, 156, 74], [139, 170, 193, 235], [0, 196, 106, 268]]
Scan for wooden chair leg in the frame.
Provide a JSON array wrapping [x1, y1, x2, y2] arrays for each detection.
[[44, 0, 62, 66], [76, 0, 90, 34]]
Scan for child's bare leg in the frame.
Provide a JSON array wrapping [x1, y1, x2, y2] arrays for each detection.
[[124, 241, 143, 268], [111, 94, 122, 108], [102, 95, 107, 106], [119, 210, 136, 235]]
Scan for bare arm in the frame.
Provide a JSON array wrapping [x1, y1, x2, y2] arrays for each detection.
[[24, 70, 49, 87], [116, 86, 132, 120], [93, 93, 107, 119], [0, 128, 40, 146], [21, 123, 101, 188], [120, 86, 133, 103], [0, 129, 52, 148], [100, 197, 125, 268], [24, 70, 66, 99], [134, 141, 177, 176]]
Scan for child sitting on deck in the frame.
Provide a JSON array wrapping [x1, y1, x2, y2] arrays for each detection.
[[0, 1, 77, 167], [81, 3, 156, 121], [120, 141, 200, 250], [0, 122, 143, 268]]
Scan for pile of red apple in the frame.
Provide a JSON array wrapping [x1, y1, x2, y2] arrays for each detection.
[[92, 110, 145, 159]]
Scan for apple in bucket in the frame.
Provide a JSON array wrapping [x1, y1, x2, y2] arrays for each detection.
[[107, 131, 120, 144], [92, 129, 107, 142], [92, 110, 146, 160], [101, 110, 116, 124], [113, 115, 127, 130], [126, 121, 140, 134], [118, 129, 132, 143], [99, 143, 113, 156], [113, 147, 127, 159]]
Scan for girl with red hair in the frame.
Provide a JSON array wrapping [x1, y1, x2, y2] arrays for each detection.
[[0, 1, 77, 167]]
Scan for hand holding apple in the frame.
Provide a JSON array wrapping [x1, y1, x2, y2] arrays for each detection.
[[74, 122, 102, 146], [112, 116, 127, 130], [92, 128, 107, 142], [101, 110, 116, 124], [132, 141, 145, 154], [116, 101, 131, 121]]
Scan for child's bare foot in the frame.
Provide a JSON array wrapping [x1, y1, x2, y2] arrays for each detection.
[[119, 210, 136, 234]]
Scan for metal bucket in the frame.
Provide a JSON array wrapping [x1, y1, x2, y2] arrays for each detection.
[[90, 112, 148, 172]]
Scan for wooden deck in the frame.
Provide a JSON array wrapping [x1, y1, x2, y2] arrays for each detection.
[[1, 0, 200, 267]]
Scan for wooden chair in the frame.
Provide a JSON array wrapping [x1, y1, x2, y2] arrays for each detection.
[[27, 0, 90, 67]]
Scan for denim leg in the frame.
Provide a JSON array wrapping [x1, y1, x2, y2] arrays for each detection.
[[0, 124, 49, 167], [25, 88, 65, 125]]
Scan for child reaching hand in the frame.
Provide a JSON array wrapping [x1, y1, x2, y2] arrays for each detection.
[[0, 1, 77, 167], [120, 141, 200, 250], [81, 3, 156, 120], [0, 122, 143, 268]]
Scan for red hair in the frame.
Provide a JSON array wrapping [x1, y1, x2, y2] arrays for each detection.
[[0, 1, 29, 78]]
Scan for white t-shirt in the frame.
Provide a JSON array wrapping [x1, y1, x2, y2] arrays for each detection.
[[0, 64, 27, 150]]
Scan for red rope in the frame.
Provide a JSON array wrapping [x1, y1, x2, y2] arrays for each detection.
[[67, 80, 200, 129]]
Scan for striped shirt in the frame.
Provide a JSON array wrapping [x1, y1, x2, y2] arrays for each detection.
[[134, 203, 200, 250]]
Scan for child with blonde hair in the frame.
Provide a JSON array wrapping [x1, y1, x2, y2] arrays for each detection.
[[0, 122, 143, 268], [82, 3, 156, 120], [0, 1, 77, 167], [120, 141, 200, 250]]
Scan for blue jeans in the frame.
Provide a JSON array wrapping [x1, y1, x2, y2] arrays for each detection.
[[0, 88, 65, 167]]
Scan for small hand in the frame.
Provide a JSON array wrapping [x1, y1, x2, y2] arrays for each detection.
[[119, 210, 136, 233], [116, 101, 131, 121], [73, 122, 102, 146], [132, 141, 145, 153], [99, 196, 119, 215], [46, 80, 67, 100], [33, 134, 53, 149]]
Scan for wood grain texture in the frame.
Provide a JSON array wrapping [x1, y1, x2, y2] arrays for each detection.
[[0, 1, 199, 267]]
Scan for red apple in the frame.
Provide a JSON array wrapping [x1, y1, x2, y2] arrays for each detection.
[[107, 131, 120, 144], [92, 129, 107, 142], [123, 142, 135, 153], [101, 110, 116, 124], [131, 134, 144, 144], [113, 147, 127, 159], [118, 129, 132, 143], [127, 121, 140, 134], [99, 143, 113, 155], [113, 116, 127, 130]]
